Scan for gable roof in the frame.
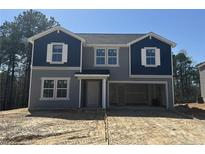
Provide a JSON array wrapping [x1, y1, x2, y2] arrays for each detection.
[[27, 26, 85, 43], [127, 32, 176, 47], [27, 26, 176, 48], [76, 33, 146, 45]]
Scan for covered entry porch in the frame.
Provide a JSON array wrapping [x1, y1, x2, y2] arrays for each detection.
[[75, 70, 110, 109]]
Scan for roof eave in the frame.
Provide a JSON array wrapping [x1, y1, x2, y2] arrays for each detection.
[[27, 26, 85, 43], [197, 63, 205, 68], [127, 32, 176, 48]]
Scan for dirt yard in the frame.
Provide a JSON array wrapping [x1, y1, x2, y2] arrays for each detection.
[[107, 108, 205, 144], [1, 104, 205, 145], [0, 109, 106, 145]]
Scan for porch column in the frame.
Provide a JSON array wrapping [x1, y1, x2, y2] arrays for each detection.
[[102, 78, 106, 109]]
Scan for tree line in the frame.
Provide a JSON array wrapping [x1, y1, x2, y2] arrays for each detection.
[[0, 10, 200, 110], [173, 50, 200, 103], [0, 10, 59, 110]]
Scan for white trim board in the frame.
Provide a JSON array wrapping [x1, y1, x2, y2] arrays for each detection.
[[129, 75, 173, 78], [28, 41, 34, 110], [28, 26, 85, 43], [32, 66, 80, 71], [127, 32, 176, 48], [171, 51, 175, 105], [109, 80, 168, 84], [78, 79, 82, 108], [80, 41, 83, 72], [75, 74, 109, 79], [75, 74, 109, 77], [128, 45, 131, 77]]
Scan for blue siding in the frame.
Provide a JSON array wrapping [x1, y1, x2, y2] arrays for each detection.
[[131, 37, 172, 75], [33, 30, 81, 67]]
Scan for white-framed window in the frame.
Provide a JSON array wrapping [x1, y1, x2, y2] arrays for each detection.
[[47, 43, 68, 64], [141, 47, 160, 67], [41, 77, 70, 100], [108, 49, 118, 65], [42, 80, 55, 99], [95, 47, 119, 66], [146, 48, 156, 65], [96, 48, 106, 65], [56, 80, 68, 98], [52, 44, 63, 62]]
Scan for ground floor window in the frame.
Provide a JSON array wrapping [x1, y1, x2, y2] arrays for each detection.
[[57, 80, 68, 98], [43, 80, 55, 98], [41, 78, 70, 100]]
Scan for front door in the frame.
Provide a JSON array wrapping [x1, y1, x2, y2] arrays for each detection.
[[86, 80, 101, 107]]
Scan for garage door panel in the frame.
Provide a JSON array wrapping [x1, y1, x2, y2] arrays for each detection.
[[118, 86, 126, 105], [126, 92, 148, 104], [109, 86, 118, 105], [126, 84, 148, 104], [109, 83, 149, 105]]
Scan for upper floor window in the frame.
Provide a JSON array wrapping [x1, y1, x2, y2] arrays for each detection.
[[108, 49, 117, 65], [95, 47, 119, 66], [96, 49, 106, 65], [146, 49, 156, 65], [52, 44, 63, 62], [46, 43, 68, 64], [141, 47, 160, 67]]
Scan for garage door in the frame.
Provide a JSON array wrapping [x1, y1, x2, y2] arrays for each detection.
[[109, 83, 166, 107], [109, 83, 149, 105]]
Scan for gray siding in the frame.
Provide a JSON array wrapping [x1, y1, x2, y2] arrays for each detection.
[[83, 46, 174, 108], [82, 47, 130, 80], [29, 69, 79, 110]]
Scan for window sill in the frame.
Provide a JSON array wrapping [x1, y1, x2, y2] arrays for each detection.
[[40, 98, 54, 101], [94, 64, 120, 67], [48, 62, 65, 64], [143, 64, 159, 67], [40, 98, 70, 101]]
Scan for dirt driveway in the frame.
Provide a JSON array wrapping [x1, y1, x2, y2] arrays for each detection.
[[107, 108, 205, 144], [1, 104, 205, 144]]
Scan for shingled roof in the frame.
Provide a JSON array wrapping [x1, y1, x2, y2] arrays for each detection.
[[197, 61, 205, 68], [28, 26, 176, 47], [76, 33, 146, 44]]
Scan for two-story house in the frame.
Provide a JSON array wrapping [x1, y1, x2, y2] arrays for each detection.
[[28, 26, 176, 111]]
